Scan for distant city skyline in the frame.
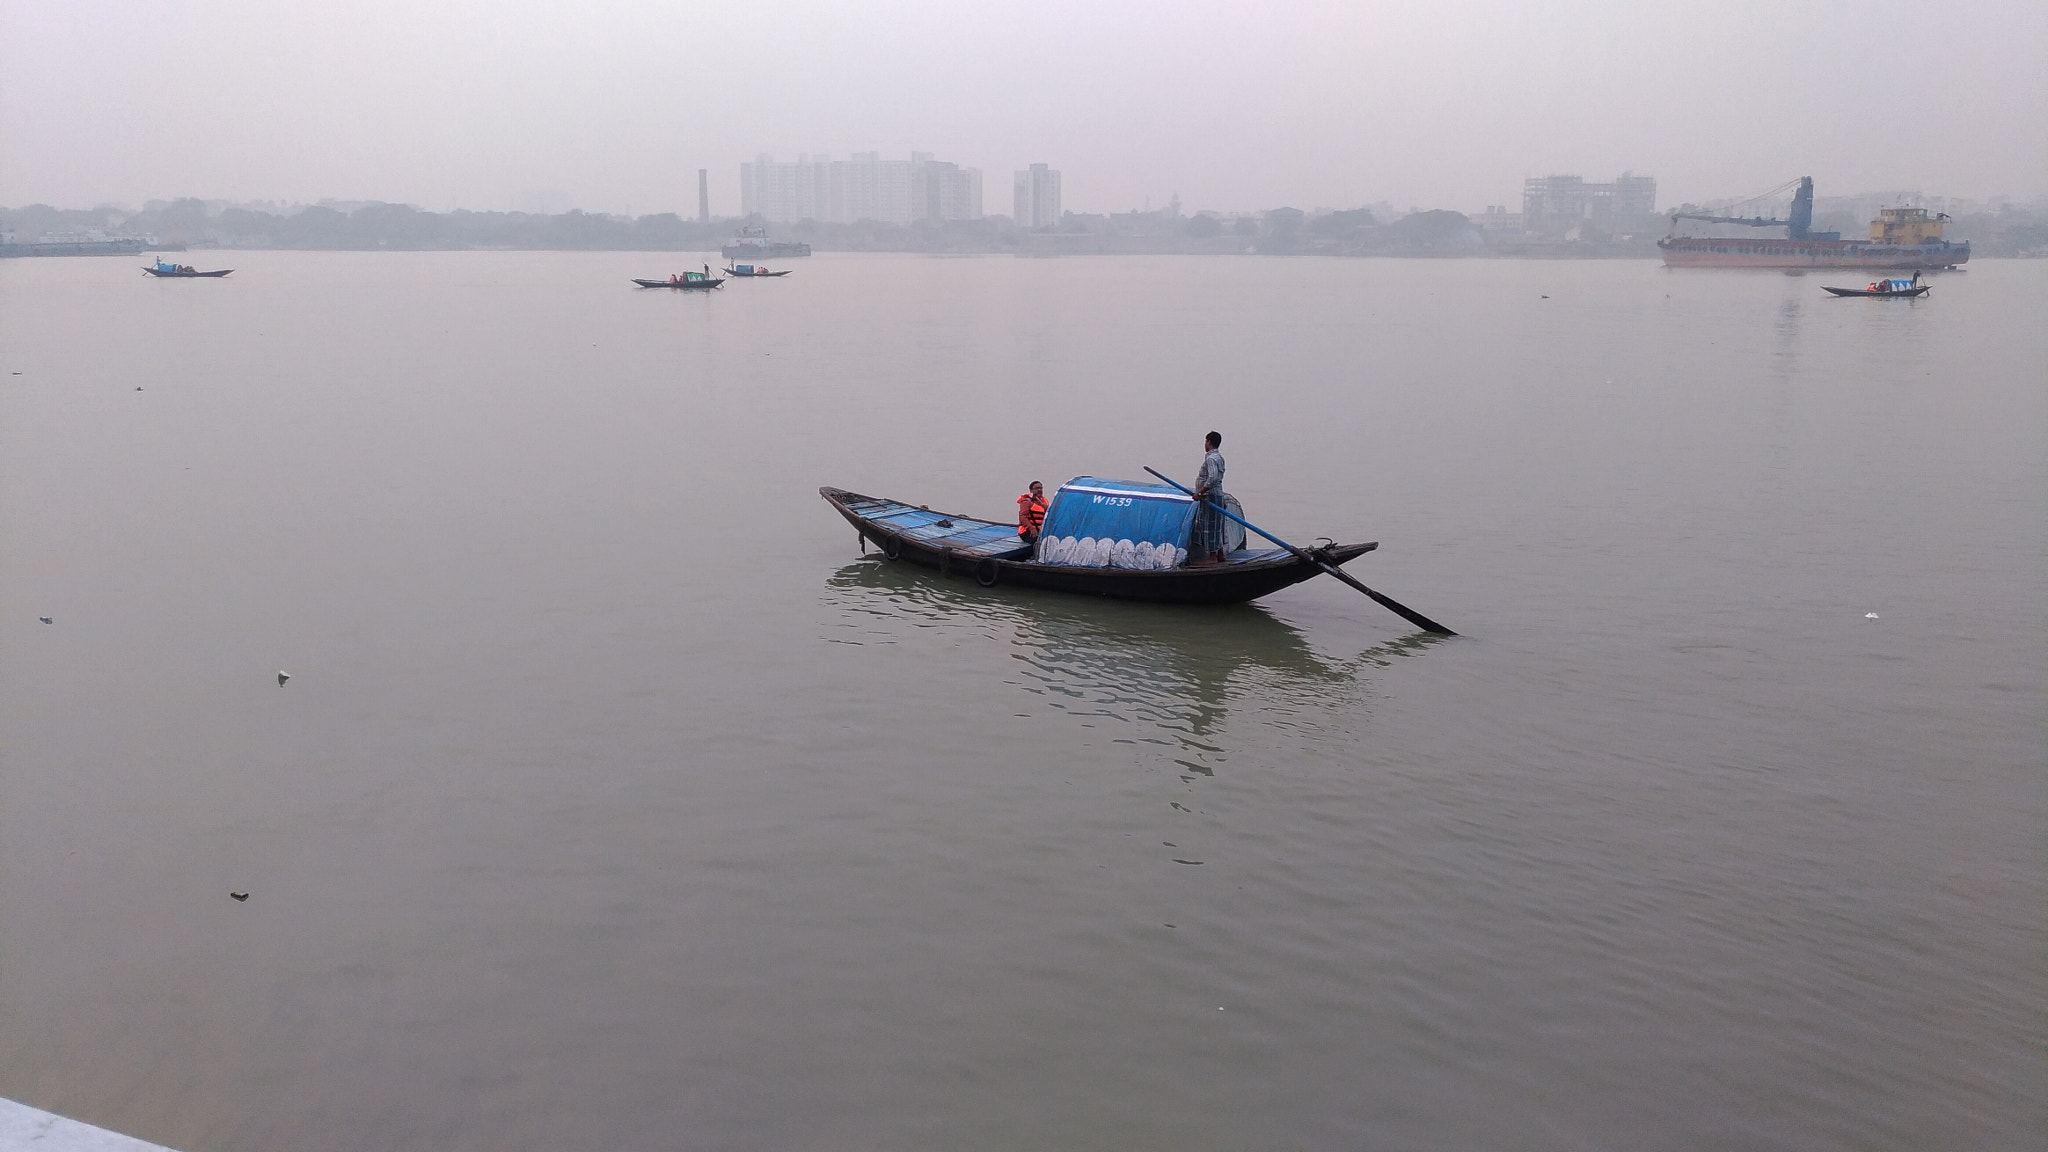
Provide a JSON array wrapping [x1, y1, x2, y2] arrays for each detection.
[[17, 175, 2038, 241], [32, 166, 2035, 235], [739, 152, 983, 226]]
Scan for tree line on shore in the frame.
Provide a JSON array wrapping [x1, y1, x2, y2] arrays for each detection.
[[6, 197, 2044, 257], [0, 198, 1629, 256]]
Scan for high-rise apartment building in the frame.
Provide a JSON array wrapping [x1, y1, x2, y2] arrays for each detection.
[[1013, 163, 1061, 229], [739, 153, 983, 225], [915, 161, 983, 225], [1521, 172, 1657, 235]]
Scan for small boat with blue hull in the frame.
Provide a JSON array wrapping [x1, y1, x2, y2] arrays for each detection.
[[723, 264, 791, 277], [821, 481, 1377, 605], [143, 260, 231, 277]]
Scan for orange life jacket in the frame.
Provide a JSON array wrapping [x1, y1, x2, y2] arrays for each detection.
[[1017, 492, 1048, 535]]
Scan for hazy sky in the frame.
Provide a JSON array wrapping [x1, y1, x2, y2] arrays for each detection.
[[4, 0, 2044, 215]]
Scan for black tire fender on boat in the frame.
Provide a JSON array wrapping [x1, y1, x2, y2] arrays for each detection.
[[882, 534, 902, 560], [975, 558, 1000, 587]]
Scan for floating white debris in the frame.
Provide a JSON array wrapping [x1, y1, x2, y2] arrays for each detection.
[[1865, 613, 1879, 619]]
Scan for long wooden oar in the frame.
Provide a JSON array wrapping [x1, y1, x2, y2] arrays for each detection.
[[1146, 466, 1456, 636]]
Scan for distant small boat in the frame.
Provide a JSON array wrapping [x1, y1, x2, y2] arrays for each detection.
[[633, 272, 724, 291], [721, 225, 810, 259], [821, 481, 1378, 605], [1823, 279, 1929, 298], [723, 264, 791, 277], [143, 261, 231, 278]]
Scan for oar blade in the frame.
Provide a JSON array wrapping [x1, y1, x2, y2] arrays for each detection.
[[1338, 570, 1456, 635]]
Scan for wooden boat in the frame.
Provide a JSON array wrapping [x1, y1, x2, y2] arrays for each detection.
[[143, 262, 232, 277], [1823, 280, 1929, 298], [723, 264, 791, 277], [633, 273, 724, 291], [820, 484, 1377, 605]]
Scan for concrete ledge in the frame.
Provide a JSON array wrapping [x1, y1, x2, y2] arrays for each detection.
[[0, 1098, 178, 1152]]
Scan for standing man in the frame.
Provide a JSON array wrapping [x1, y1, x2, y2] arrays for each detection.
[[1191, 431, 1226, 565], [1017, 480, 1048, 543]]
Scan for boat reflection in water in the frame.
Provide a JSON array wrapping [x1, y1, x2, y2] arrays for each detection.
[[823, 558, 1442, 776]]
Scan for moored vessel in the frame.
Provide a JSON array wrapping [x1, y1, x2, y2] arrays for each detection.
[[1658, 178, 1969, 270], [3, 232, 163, 258], [720, 225, 811, 260]]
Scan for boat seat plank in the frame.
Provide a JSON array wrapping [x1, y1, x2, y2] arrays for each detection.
[[840, 494, 1032, 559]]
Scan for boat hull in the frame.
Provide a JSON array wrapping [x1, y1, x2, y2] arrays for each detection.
[[1659, 237, 1968, 270], [143, 267, 232, 277], [988, 546, 1376, 604], [821, 486, 1377, 606], [632, 277, 724, 290]]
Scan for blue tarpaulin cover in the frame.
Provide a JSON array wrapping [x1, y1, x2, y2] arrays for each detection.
[[1036, 477, 1194, 569]]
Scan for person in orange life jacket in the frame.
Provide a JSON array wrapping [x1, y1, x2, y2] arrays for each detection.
[[1017, 481, 1048, 542]]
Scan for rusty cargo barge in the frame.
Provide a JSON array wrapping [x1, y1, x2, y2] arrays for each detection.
[[1658, 177, 1969, 270]]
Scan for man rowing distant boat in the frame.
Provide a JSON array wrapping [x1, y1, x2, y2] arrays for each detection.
[[1016, 480, 1047, 543], [1190, 431, 1227, 565]]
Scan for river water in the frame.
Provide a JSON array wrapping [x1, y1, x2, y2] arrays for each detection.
[[2, 252, 2042, 1151]]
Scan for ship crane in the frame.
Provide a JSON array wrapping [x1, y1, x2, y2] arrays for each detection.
[[1666, 176, 1828, 240]]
